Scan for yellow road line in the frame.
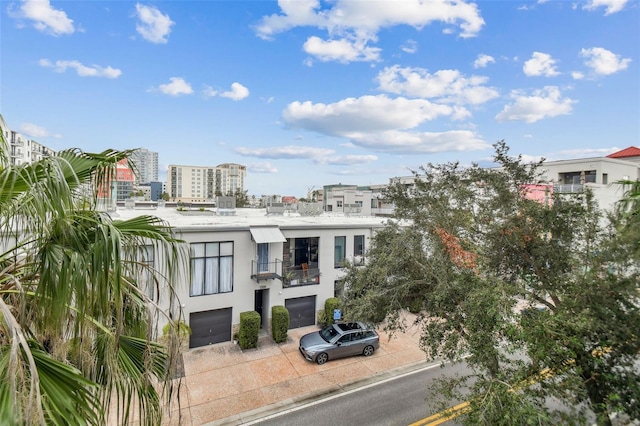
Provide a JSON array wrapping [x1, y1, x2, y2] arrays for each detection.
[[410, 346, 613, 426], [409, 401, 470, 426]]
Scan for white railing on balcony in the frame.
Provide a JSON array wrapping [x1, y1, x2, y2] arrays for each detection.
[[554, 184, 584, 193]]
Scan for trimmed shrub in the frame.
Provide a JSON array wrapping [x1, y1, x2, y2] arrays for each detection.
[[317, 310, 327, 327], [271, 305, 289, 343], [324, 297, 342, 326], [239, 311, 261, 350]]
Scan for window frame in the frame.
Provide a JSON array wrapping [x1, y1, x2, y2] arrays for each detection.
[[190, 241, 234, 296], [334, 236, 346, 268]]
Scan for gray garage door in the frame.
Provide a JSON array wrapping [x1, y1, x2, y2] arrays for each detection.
[[189, 307, 232, 348], [285, 296, 316, 329]]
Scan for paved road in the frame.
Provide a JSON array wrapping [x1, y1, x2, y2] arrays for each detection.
[[246, 362, 471, 426]]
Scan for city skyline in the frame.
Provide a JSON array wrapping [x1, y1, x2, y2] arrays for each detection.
[[1, 0, 638, 196]]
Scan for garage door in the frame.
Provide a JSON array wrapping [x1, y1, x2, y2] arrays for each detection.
[[189, 307, 232, 348], [285, 296, 316, 329]]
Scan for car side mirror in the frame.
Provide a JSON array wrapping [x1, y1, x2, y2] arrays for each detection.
[[336, 341, 342, 346]]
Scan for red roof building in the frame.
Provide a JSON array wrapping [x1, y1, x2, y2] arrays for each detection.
[[606, 146, 640, 159]]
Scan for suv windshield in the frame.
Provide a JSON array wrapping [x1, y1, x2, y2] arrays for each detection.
[[319, 325, 339, 342]]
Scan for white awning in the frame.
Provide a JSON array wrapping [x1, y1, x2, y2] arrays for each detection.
[[250, 227, 286, 244]]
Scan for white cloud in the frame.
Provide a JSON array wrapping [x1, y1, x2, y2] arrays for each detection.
[[473, 54, 495, 69], [135, 3, 174, 44], [236, 145, 334, 159], [582, 0, 629, 15], [238, 146, 378, 166], [202, 85, 218, 98], [571, 71, 585, 80], [39, 59, 122, 78], [9, 0, 74, 36], [255, 0, 484, 63], [281, 95, 488, 154], [220, 82, 250, 101], [203, 83, 250, 100], [496, 86, 576, 123], [348, 129, 488, 154], [20, 122, 61, 139], [580, 47, 631, 75], [249, 162, 278, 173], [376, 66, 499, 105], [523, 52, 560, 77], [401, 39, 418, 54], [548, 147, 620, 159], [155, 77, 193, 96], [321, 154, 378, 165], [283, 94, 463, 137], [303, 36, 381, 62]]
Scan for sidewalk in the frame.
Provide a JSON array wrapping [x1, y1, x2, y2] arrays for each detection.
[[165, 316, 429, 425]]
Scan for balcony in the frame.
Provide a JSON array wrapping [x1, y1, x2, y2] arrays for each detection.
[[251, 259, 283, 282], [283, 265, 320, 287], [554, 184, 584, 193]]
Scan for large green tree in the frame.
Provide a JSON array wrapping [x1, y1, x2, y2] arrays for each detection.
[[0, 137, 188, 425], [341, 141, 640, 425]]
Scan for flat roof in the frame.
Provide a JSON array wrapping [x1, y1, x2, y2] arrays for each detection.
[[110, 207, 390, 231]]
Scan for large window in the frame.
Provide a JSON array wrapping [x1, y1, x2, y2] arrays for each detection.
[[257, 243, 269, 273], [335, 236, 346, 268], [190, 242, 233, 296], [354, 235, 364, 257]]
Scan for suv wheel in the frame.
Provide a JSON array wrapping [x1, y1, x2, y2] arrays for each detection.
[[363, 345, 374, 357]]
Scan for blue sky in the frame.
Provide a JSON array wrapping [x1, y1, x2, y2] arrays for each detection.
[[1, 0, 638, 197]]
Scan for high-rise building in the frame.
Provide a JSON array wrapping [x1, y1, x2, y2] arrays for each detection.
[[166, 163, 246, 202], [131, 148, 158, 184], [216, 163, 246, 195]]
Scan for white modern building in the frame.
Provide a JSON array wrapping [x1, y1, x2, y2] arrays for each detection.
[[131, 148, 158, 184], [113, 206, 386, 349], [215, 163, 247, 196], [322, 184, 373, 216], [166, 163, 247, 203], [0, 114, 55, 166], [537, 146, 640, 212]]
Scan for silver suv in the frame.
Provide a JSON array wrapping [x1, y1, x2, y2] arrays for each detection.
[[299, 322, 379, 365]]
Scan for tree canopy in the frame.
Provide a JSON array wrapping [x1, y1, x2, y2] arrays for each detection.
[[341, 141, 640, 425], [0, 137, 188, 425]]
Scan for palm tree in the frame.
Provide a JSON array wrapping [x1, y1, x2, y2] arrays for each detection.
[[0, 135, 188, 425]]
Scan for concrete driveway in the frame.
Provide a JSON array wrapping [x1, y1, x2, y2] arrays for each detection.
[[165, 316, 428, 425]]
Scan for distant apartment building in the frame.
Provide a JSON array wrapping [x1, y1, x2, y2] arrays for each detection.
[[215, 163, 247, 195], [323, 184, 373, 216], [0, 114, 56, 166], [167, 163, 247, 203], [131, 148, 158, 184], [115, 160, 135, 201]]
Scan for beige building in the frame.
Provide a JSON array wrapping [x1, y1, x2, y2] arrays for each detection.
[[167, 163, 247, 203]]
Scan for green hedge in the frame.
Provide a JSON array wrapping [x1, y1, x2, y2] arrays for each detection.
[[271, 305, 289, 343], [324, 297, 342, 326], [239, 311, 260, 350]]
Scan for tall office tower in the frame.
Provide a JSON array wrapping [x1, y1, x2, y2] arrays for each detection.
[[131, 148, 158, 184]]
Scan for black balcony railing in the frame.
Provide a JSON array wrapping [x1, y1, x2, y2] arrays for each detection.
[[250, 259, 283, 282]]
